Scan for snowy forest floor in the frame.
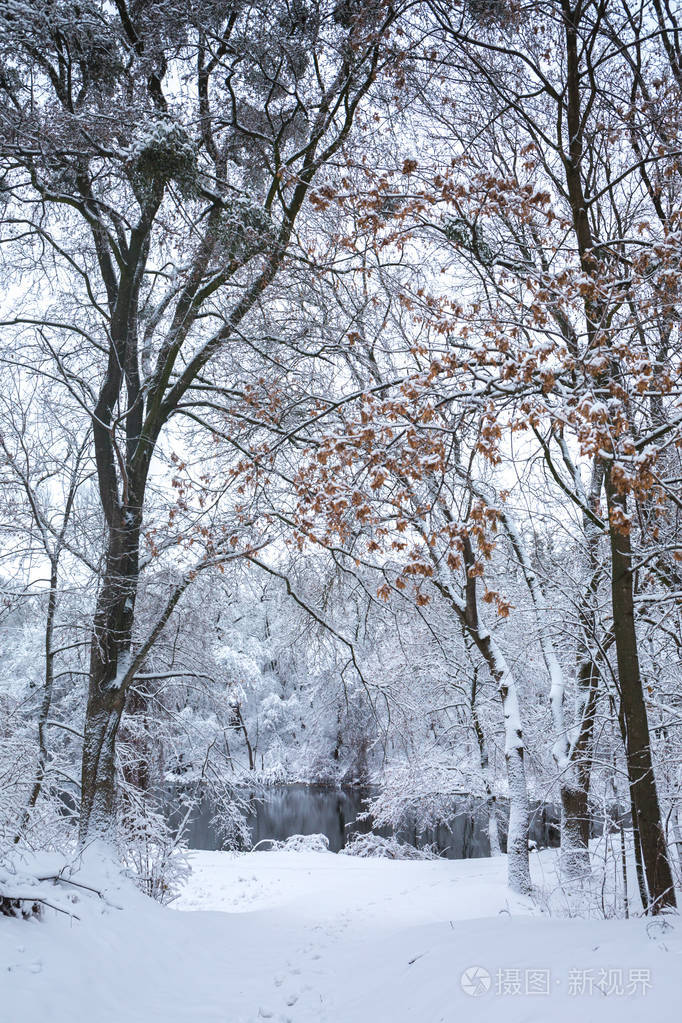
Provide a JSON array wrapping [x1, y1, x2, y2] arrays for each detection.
[[1, 848, 680, 1023]]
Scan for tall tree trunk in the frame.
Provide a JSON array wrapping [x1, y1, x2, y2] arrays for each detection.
[[557, 459, 604, 878], [434, 533, 531, 893], [493, 491, 598, 879], [79, 510, 141, 844], [462, 541, 531, 894], [559, 653, 599, 878], [605, 472, 676, 912], [464, 618, 531, 891], [482, 636, 531, 895], [470, 663, 502, 856]]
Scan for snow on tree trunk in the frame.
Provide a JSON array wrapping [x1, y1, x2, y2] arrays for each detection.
[[470, 662, 503, 858], [488, 797, 502, 858], [435, 538, 531, 894], [486, 636, 532, 895], [80, 702, 125, 845], [493, 498, 595, 880], [79, 510, 141, 844], [559, 786, 590, 879]]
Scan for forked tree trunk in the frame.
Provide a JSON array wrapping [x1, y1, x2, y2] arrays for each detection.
[[605, 474, 676, 912], [80, 683, 127, 843]]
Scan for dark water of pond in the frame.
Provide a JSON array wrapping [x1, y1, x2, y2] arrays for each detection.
[[176, 783, 561, 859]]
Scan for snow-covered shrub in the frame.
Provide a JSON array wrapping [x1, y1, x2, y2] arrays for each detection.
[[203, 786, 253, 851], [533, 827, 647, 921], [254, 832, 330, 853], [0, 651, 78, 864], [118, 789, 191, 905], [0, 735, 36, 853], [339, 834, 439, 860], [2, 846, 146, 922]]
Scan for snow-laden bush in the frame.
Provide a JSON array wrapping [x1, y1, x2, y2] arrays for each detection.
[[253, 832, 330, 853], [0, 692, 78, 865], [339, 833, 439, 860], [118, 787, 191, 904]]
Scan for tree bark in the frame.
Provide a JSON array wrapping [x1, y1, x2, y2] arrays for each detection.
[[432, 532, 531, 893], [558, 653, 598, 878], [464, 616, 531, 890], [470, 663, 502, 856], [79, 509, 141, 844], [605, 471, 676, 912], [461, 539, 531, 894]]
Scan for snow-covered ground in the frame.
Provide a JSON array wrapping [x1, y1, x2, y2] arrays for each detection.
[[1, 848, 680, 1023]]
